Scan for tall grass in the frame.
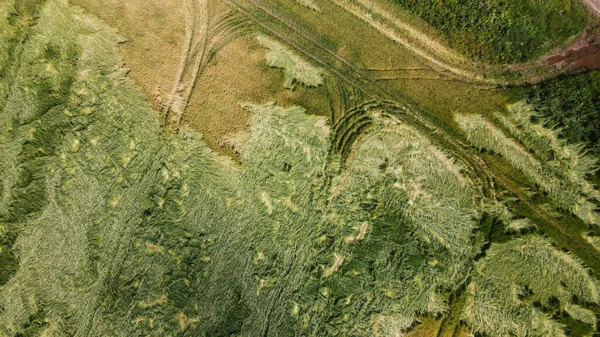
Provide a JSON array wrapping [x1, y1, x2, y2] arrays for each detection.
[[394, 0, 589, 64], [0, 2, 480, 333], [484, 200, 537, 233], [456, 113, 600, 226], [565, 303, 597, 328], [257, 35, 325, 90], [463, 235, 600, 337], [304, 116, 479, 334], [499, 101, 600, 202], [525, 71, 600, 157]]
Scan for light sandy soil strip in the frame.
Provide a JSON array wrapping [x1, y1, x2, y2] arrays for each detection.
[[582, 0, 600, 16], [329, 0, 489, 83], [164, 0, 209, 128]]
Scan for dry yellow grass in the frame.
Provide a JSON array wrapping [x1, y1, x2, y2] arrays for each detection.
[[70, 1, 329, 154], [185, 33, 330, 154], [69, 0, 186, 110]]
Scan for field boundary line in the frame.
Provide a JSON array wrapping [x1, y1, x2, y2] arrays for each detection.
[[329, 0, 490, 83]]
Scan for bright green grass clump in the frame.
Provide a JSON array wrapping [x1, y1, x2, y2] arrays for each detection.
[[394, 0, 589, 64], [258, 35, 325, 90]]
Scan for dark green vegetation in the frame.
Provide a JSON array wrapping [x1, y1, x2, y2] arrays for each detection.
[[394, 0, 590, 64], [1, 0, 600, 336], [526, 71, 600, 156]]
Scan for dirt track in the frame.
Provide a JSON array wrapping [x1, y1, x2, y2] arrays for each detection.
[[164, 0, 210, 129], [543, 0, 600, 71], [583, 0, 600, 16], [548, 44, 600, 70]]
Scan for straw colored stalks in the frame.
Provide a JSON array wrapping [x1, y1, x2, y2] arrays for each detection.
[[565, 303, 597, 328], [257, 35, 325, 89], [583, 233, 600, 251], [1, 0, 599, 336], [316, 115, 479, 334], [456, 113, 600, 225], [506, 218, 537, 234], [164, 1, 252, 130], [482, 200, 537, 233], [164, 0, 210, 129]]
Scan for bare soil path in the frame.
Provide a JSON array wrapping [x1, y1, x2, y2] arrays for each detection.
[[583, 0, 600, 16], [508, 1, 600, 82]]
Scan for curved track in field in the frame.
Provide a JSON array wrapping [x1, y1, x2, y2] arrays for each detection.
[[164, 0, 252, 130], [221, 0, 496, 198], [217, 0, 600, 278], [329, 0, 489, 83], [330, 100, 494, 199]]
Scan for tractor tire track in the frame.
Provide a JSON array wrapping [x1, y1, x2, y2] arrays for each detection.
[[164, 0, 209, 129], [165, 1, 252, 131], [223, 0, 496, 198], [223, 0, 598, 280], [329, 0, 489, 83]]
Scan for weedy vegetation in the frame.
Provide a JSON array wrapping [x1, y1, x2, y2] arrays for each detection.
[[1, 0, 600, 336], [393, 0, 590, 64], [525, 71, 600, 157], [463, 235, 600, 337], [498, 102, 600, 201]]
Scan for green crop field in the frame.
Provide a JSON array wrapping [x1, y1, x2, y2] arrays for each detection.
[[0, 0, 599, 336]]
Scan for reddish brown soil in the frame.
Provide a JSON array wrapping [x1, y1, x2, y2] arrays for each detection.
[[548, 44, 600, 70], [506, 21, 600, 83], [544, 1, 600, 71], [546, 23, 600, 70]]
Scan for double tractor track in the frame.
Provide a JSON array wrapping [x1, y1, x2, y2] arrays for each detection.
[[221, 0, 600, 273], [165, 0, 252, 130], [221, 0, 495, 196]]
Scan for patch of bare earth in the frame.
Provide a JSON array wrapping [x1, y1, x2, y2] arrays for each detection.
[[547, 24, 600, 71], [69, 0, 186, 110], [508, 21, 600, 83]]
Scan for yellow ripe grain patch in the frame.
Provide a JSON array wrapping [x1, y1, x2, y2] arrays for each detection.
[[138, 294, 168, 308], [177, 313, 199, 331], [145, 242, 166, 254]]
